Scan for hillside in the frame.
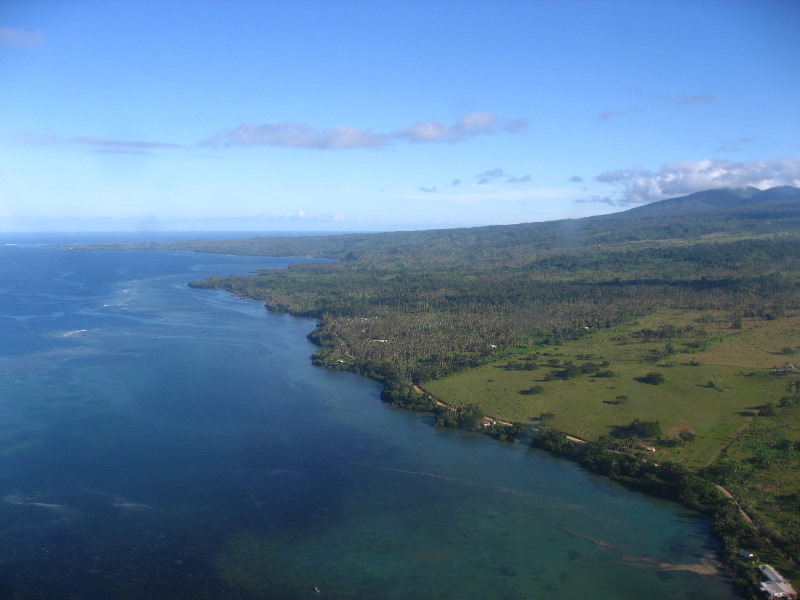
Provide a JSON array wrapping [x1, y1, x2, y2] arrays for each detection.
[[179, 187, 800, 382], [89, 186, 800, 263]]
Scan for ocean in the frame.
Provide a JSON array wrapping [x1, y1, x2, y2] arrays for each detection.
[[0, 233, 736, 599]]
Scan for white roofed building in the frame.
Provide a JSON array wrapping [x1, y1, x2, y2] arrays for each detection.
[[758, 565, 797, 599]]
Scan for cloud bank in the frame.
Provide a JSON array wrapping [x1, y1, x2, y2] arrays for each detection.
[[202, 112, 526, 149], [594, 158, 800, 204], [280, 209, 347, 223]]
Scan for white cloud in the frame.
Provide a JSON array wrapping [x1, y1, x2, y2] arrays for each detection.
[[593, 158, 800, 204], [456, 111, 495, 135], [202, 122, 386, 149], [277, 209, 348, 223], [203, 112, 526, 149], [399, 111, 510, 143], [401, 119, 454, 143], [0, 26, 44, 49]]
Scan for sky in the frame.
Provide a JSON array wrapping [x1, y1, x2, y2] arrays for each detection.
[[1, 0, 799, 232]]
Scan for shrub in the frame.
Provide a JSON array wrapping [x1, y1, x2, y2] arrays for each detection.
[[637, 371, 666, 385], [538, 412, 555, 423], [613, 418, 663, 439], [760, 402, 777, 417], [519, 385, 545, 395]]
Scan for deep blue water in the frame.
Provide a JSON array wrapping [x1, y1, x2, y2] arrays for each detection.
[[0, 234, 736, 599]]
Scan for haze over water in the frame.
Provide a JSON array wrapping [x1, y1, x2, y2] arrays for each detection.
[[0, 234, 735, 599]]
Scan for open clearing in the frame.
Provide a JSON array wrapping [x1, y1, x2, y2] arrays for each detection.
[[423, 309, 800, 468]]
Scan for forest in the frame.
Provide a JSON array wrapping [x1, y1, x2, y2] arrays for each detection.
[[181, 188, 800, 389]]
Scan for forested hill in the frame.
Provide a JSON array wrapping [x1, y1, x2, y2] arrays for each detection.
[[586, 185, 800, 242], [115, 186, 800, 266], [601, 185, 800, 216], [160, 186, 800, 385]]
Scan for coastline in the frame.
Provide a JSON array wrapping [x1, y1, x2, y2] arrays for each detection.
[[189, 274, 772, 598], [72, 198, 800, 598], [273, 298, 763, 596]]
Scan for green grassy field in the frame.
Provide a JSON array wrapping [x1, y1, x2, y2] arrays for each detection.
[[424, 309, 800, 468]]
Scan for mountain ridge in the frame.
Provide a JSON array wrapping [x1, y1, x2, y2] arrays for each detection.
[[610, 185, 799, 217], [82, 186, 800, 262]]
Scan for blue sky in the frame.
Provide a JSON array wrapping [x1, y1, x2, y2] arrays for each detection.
[[1, 1, 798, 232]]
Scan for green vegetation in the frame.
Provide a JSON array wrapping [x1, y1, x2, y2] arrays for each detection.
[[424, 310, 796, 455], [637, 371, 666, 385], [84, 186, 800, 593], [707, 396, 800, 580]]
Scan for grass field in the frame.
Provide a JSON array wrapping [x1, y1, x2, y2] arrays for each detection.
[[424, 309, 800, 468]]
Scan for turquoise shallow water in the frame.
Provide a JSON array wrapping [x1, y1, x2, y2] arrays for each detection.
[[0, 235, 737, 599]]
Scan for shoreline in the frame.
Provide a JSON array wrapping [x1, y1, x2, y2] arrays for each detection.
[[189, 271, 784, 599], [307, 342, 767, 599], [187, 277, 767, 597]]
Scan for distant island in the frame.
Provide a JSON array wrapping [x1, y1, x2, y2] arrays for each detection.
[[84, 186, 800, 598]]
